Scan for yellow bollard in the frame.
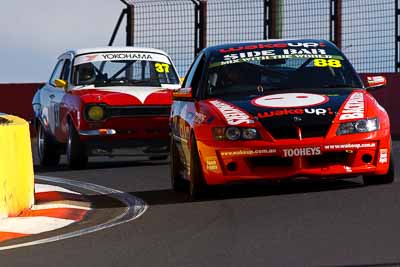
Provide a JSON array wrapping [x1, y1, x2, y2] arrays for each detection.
[[0, 114, 34, 218]]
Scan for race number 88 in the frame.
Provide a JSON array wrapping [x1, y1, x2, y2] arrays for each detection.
[[314, 59, 342, 68]]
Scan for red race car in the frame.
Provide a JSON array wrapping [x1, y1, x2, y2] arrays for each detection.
[[32, 47, 180, 169], [170, 39, 393, 199]]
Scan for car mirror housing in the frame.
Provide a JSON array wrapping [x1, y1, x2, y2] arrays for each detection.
[[366, 75, 387, 91], [54, 79, 68, 91], [173, 87, 193, 100]]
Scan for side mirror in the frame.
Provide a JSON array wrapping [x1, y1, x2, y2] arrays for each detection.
[[54, 79, 68, 91], [173, 87, 193, 100], [366, 75, 387, 91]]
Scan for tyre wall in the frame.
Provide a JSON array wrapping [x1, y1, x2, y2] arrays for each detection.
[[0, 114, 34, 218]]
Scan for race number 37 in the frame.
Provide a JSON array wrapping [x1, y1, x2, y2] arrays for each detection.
[[155, 63, 170, 73], [313, 59, 342, 68]]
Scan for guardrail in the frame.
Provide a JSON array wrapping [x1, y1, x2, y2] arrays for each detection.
[[0, 114, 34, 218]]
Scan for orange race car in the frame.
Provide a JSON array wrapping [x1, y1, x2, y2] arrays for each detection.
[[170, 39, 393, 199]]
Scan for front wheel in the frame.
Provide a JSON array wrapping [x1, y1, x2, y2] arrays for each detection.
[[37, 123, 60, 167], [66, 122, 88, 169], [188, 135, 207, 200], [363, 153, 395, 185]]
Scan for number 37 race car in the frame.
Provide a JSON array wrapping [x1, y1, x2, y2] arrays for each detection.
[[170, 39, 394, 199], [33, 47, 180, 169]]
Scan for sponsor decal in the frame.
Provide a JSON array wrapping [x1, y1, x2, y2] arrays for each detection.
[[223, 49, 327, 61], [220, 148, 277, 157], [379, 149, 388, 164], [339, 92, 364, 120], [210, 100, 253, 125], [74, 52, 170, 65], [219, 42, 326, 53], [282, 147, 321, 157], [258, 107, 333, 118], [206, 157, 218, 171], [323, 143, 376, 150], [252, 93, 329, 108], [210, 54, 340, 68]]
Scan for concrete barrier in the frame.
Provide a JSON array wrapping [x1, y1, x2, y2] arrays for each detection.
[[0, 114, 34, 218]]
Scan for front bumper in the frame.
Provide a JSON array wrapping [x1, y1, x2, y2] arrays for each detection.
[[197, 130, 391, 185], [78, 116, 170, 151]]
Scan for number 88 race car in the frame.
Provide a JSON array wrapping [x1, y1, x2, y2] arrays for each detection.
[[170, 39, 394, 199]]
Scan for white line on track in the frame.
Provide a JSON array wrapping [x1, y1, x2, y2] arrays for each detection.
[[0, 175, 148, 251]]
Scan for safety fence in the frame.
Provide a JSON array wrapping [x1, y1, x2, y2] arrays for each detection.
[[112, 0, 398, 76]]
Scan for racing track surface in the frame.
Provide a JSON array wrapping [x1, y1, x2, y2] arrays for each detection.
[[3, 142, 400, 267]]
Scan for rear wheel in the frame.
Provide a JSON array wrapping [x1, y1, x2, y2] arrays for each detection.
[[66, 122, 88, 169], [170, 136, 188, 192], [363, 152, 395, 185], [37, 123, 60, 167], [188, 135, 207, 200]]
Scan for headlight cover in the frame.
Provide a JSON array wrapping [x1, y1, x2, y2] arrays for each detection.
[[337, 118, 379, 135], [213, 127, 259, 141], [86, 105, 106, 121]]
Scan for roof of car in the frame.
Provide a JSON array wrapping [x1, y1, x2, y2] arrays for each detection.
[[63, 46, 170, 57]]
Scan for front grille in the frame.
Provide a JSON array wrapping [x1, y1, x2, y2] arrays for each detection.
[[264, 125, 330, 139], [108, 106, 170, 117], [307, 152, 349, 167], [247, 156, 293, 168]]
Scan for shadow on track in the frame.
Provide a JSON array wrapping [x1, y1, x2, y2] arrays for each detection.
[[133, 178, 364, 206], [34, 159, 168, 173]]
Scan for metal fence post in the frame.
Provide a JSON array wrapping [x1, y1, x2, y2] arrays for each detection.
[[192, 0, 207, 56], [199, 0, 207, 51], [330, 0, 342, 49], [396, 0, 400, 72], [126, 5, 135, 46], [108, 9, 127, 46], [265, 0, 282, 39]]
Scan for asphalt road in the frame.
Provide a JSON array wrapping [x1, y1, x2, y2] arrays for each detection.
[[2, 142, 400, 267]]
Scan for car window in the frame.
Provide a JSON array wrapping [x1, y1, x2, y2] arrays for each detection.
[[206, 41, 363, 97], [72, 51, 180, 87], [61, 59, 71, 81], [49, 59, 65, 86], [190, 56, 206, 96], [182, 53, 204, 89]]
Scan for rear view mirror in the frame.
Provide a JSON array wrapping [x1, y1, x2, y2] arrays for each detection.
[[54, 79, 68, 91], [173, 87, 193, 100], [366, 75, 386, 90]]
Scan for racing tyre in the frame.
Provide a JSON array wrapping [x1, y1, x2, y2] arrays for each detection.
[[363, 153, 395, 185], [170, 136, 188, 192], [37, 123, 60, 166], [188, 135, 207, 200], [66, 122, 88, 169]]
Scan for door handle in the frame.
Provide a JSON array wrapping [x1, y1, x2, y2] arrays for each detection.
[[49, 94, 55, 99]]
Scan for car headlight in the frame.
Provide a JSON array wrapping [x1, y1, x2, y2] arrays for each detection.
[[213, 127, 259, 140], [226, 127, 241, 140], [86, 105, 106, 121], [337, 118, 379, 135]]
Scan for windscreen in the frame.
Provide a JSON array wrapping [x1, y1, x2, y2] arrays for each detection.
[[73, 51, 180, 87], [206, 41, 363, 97]]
